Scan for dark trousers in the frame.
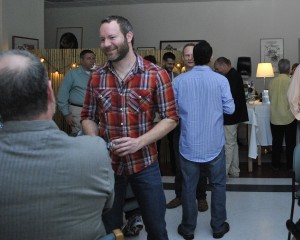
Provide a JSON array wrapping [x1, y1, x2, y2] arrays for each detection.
[[173, 124, 207, 199], [270, 119, 297, 170], [167, 129, 176, 174], [157, 129, 177, 175]]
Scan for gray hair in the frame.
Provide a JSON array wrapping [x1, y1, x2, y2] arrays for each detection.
[[215, 57, 231, 66], [278, 58, 290, 74], [0, 50, 49, 121]]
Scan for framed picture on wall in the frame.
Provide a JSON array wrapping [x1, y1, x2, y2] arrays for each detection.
[[260, 38, 284, 73], [56, 27, 83, 49], [12, 36, 39, 50], [136, 47, 156, 50], [160, 40, 200, 51]]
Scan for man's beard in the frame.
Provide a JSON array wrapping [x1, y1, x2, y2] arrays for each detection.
[[104, 39, 129, 62]]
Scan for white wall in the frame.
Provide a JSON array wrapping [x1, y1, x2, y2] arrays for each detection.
[[45, 0, 300, 92], [1, 0, 44, 51], [0, 0, 3, 50]]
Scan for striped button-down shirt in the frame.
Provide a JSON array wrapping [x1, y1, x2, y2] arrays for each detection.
[[81, 55, 178, 175], [173, 65, 235, 163]]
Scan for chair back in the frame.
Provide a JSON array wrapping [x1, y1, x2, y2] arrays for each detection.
[[293, 144, 300, 183]]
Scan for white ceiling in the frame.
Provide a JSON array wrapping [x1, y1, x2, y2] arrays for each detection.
[[45, 0, 225, 8]]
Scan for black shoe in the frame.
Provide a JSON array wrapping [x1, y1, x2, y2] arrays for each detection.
[[295, 218, 300, 232], [286, 219, 300, 238], [177, 224, 194, 240], [213, 222, 230, 239]]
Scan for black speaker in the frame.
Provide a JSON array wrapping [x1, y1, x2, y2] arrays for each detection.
[[237, 57, 251, 77]]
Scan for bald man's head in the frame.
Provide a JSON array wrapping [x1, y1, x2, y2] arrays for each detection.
[[0, 52, 30, 72], [0, 50, 50, 121]]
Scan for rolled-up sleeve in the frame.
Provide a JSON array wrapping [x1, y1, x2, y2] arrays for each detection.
[[155, 69, 179, 122]]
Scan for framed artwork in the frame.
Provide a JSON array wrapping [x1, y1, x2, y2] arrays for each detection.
[[160, 40, 200, 51], [12, 36, 39, 50], [56, 27, 83, 49], [260, 38, 284, 72], [136, 47, 156, 50]]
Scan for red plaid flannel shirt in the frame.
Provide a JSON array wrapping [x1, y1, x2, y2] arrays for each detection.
[[81, 55, 178, 175]]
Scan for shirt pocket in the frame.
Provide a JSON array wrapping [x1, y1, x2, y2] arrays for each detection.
[[128, 89, 152, 113], [94, 89, 112, 113]]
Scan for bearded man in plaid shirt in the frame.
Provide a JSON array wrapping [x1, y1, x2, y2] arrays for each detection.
[[81, 16, 178, 240]]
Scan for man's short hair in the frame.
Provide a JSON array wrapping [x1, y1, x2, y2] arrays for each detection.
[[193, 40, 212, 65], [101, 15, 134, 45], [144, 55, 157, 64], [278, 58, 290, 74], [80, 49, 95, 59], [162, 52, 176, 61], [215, 57, 231, 66], [0, 50, 49, 122]]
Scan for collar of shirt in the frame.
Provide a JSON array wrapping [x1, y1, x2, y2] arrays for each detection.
[[102, 54, 146, 75], [193, 65, 212, 72], [77, 65, 91, 76]]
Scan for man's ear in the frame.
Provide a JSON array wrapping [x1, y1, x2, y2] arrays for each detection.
[[126, 31, 134, 43], [46, 80, 56, 117], [47, 81, 55, 104]]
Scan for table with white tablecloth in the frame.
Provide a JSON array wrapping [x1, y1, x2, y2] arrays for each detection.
[[245, 102, 272, 172]]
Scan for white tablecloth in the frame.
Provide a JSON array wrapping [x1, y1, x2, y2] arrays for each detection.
[[246, 103, 272, 159]]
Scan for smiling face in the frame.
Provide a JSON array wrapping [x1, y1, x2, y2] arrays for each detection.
[[163, 58, 176, 73], [99, 20, 132, 62]]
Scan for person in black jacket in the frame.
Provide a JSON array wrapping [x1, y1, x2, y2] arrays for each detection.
[[214, 57, 249, 178]]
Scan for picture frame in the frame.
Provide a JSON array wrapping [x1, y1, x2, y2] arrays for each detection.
[[260, 38, 284, 73], [12, 36, 39, 50], [136, 47, 156, 50], [56, 27, 83, 49], [160, 40, 200, 51]]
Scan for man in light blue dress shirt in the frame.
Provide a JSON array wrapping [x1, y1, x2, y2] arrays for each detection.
[[57, 49, 96, 135], [173, 40, 235, 239]]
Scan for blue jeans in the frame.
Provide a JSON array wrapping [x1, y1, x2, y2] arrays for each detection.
[[180, 147, 227, 234], [173, 124, 208, 199], [102, 161, 168, 240]]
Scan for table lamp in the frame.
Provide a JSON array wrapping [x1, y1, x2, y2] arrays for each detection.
[[256, 63, 274, 90]]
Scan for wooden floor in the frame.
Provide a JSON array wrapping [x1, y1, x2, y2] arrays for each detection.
[[159, 144, 293, 178], [239, 145, 292, 178]]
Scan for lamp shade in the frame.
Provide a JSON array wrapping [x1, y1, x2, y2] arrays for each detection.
[[256, 63, 274, 78]]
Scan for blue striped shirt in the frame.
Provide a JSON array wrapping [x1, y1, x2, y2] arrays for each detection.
[[173, 65, 235, 162]]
